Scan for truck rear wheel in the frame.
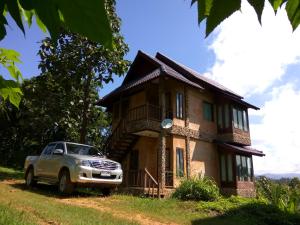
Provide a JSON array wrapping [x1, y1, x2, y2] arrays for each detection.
[[58, 170, 74, 195], [25, 167, 37, 187]]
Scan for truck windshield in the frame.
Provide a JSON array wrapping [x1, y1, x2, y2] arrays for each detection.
[[66, 143, 103, 157]]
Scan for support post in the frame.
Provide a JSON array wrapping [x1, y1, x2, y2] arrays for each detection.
[[184, 86, 191, 178], [158, 76, 166, 197]]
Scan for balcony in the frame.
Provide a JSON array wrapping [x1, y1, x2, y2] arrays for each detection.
[[126, 104, 162, 136]]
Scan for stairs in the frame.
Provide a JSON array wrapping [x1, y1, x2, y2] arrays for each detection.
[[104, 119, 138, 162]]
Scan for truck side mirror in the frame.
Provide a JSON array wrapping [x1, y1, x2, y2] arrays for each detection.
[[53, 149, 64, 155]]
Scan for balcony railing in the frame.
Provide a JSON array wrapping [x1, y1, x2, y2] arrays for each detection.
[[127, 104, 161, 122]]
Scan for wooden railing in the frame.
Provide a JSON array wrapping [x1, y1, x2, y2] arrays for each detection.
[[165, 170, 174, 187], [144, 168, 159, 197], [127, 104, 161, 122]]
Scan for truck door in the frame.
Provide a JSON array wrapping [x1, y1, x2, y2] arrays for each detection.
[[36, 143, 56, 177], [47, 143, 65, 179]]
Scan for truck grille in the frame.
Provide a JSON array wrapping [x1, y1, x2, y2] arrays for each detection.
[[91, 160, 118, 170]]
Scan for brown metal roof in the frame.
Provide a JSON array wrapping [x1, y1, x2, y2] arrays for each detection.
[[99, 51, 259, 110], [216, 141, 265, 157], [99, 51, 204, 106], [155, 52, 259, 110]]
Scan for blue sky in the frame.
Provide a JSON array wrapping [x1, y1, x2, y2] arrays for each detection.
[[2, 0, 300, 174]]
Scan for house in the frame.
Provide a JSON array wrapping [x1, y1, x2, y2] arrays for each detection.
[[99, 51, 265, 197]]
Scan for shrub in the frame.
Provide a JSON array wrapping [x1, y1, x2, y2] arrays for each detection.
[[256, 176, 300, 214], [172, 176, 220, 201]]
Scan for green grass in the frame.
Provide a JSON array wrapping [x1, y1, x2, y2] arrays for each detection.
[[1, 166, 300, 225], [0, 166, 24, 181], [0, 203, 38, 225], [102, 194, 206, 224]]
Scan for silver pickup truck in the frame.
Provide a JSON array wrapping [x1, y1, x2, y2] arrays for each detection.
[[24, 141, 123, 195]]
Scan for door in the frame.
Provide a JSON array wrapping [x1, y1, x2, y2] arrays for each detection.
[[47, 143, 65, 179], [129, 150, 139, 186], [36, 143, 56, 177]]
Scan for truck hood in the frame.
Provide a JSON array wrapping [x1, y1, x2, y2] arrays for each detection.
[[66, 154, 117, 163]]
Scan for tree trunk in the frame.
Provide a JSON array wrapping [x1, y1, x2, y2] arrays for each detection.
[[79, 74, 92, 144]]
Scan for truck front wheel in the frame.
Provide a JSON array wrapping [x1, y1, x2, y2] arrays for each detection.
[[25, 167, 37, 187], [58, 170, 74, 195]]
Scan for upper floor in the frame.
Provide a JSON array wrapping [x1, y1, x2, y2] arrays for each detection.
[[99, 51, 259, 146]]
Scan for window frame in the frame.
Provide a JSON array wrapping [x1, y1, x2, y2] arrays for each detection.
[[235, 155, 253, 181], [176, 148, 184, 177], [232, 106, 249, 132], [176, 92, 184, 119], [203, 101, 214, 122]]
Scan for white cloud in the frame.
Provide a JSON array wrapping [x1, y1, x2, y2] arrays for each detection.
[[204, 0, 300, 174], [251, 84, 300, 174], [204, 1, 300, 97]]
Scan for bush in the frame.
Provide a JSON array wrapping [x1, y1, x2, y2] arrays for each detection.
[[256, 176, 300, 214], [172, 176, 220, 201]]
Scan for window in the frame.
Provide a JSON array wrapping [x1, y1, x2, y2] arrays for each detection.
[[203, 101, 214, 121], [220, 153, 233, 183], [42, 143, 56, 155], [176, 93, 184, 119], [176, 148, 184, 177], [236, 155, 253, 181], [217, 104, 230, 130], [217, 106, 223, 129], [232, 107, 249, 131], [55, 143, 65, 152], [130, 150, 139, 170]]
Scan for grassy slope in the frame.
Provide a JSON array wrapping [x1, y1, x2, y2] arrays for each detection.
[[1, 166, 299, 225]]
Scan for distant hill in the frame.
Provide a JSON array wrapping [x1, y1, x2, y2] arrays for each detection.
[[257, 173, 300, 180]]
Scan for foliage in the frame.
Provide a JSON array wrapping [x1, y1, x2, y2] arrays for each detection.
[[0, 48, 23, 108], [0, 0, 114, 108], [172, 176, 220, 201], [256, 176, 300, 214], [197, 195, 261, 213], [0, 0, 112, 47], [191, 0, 300, 37]]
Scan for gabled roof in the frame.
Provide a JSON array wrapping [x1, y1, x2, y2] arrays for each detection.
[[155, 52, 259, 110], [99, 51, 259, 110], [99, 51, 203, 106]]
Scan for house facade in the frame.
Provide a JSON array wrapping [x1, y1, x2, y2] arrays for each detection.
[[99, 51, 265, 197]]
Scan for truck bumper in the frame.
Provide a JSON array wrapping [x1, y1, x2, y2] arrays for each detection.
[[71, 165, 123, 187]]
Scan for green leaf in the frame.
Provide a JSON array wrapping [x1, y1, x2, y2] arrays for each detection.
[[248, 0, 265, 24], [0, 15, 8, 40], [0, 75, 22, 108], [268, 0, 285, 12], [22, 9, 34, 27], [35, 14, 47, 33], [206, 0, 241, 36], [195, 0, 213, 24], [286, 0, 300, 30], [55, 0, 112, 48], [5, 0, 25, 34], [32, 0, 61, 39]]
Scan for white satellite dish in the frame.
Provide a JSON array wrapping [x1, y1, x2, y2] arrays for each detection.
[[161, 118, 173, 129]]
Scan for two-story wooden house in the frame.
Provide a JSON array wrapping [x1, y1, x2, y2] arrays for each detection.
[[99, 51, 265, 197]]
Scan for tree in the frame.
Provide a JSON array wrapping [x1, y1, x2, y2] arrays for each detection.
[[37, 0, 129, 143], [0, 0, 113, 108]]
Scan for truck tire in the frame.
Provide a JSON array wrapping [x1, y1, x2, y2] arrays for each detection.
[[25, 167, 37, 187], [101, 188, 111, 196], [58, 170, 74, 195]]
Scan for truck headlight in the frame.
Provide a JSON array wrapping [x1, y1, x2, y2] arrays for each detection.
[[116, 163, 122, 170], [81, 160, 92, 167]]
